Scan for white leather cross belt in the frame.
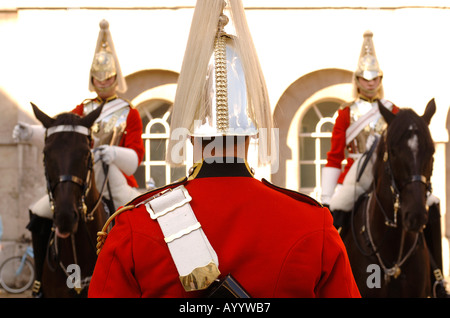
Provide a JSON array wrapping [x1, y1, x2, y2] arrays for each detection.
[[144, 185, 220, 291]]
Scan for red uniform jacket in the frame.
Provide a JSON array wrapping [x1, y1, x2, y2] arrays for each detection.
[[88, 160, 360, 298], [72, 98, 144, 188], [326, 101, 399, 184]]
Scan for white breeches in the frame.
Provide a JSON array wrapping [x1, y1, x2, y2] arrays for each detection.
[[329, 155, 440, 212], [329, 155, 374, 212]]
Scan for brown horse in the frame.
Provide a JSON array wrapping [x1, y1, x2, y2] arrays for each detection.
[[32, 103, 107, 297], [342, 99, 436, 297]]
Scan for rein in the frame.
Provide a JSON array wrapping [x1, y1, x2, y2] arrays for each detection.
[[365, 191, 420, 282]]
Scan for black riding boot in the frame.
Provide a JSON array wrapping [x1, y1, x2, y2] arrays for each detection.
[[332, 209, 351, 237], [423, 203, 449, 298], [26, 211, 52, 298]]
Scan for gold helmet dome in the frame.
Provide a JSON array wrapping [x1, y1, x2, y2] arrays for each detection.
[[89, 19, 127, 93]]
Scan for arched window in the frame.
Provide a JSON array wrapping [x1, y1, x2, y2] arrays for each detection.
[[298, 100, 343, 199], [272, 69, 353, 198], [134, 102, 192, 189]]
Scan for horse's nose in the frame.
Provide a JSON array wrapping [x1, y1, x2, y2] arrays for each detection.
[[54, 208, 79, 238], [404, 209, 428, 232]]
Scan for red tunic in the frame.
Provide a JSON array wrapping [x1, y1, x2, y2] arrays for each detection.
[[72, 99, 144, 188], [88, 161, 360, 298], [326, 101, 399, 184]]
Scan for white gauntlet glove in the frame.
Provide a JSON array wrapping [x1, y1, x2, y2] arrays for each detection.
[[94, 145, 138, 176], [12, 122, 32, 142], [321, 166, 341, 206], [427, 193, 440, 207], [12, 122, 45, 147]]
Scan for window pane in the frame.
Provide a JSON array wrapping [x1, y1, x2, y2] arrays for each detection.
[[151, 165, 166, 188], [134, 165, 146, 189], [299, 136, 315, 161], [150, 122, 166, 134], [320, 137, 331, 159], [150, 139, 166, 160], [300, 164, 315, 188], [321, 122, 334, 133], [301, 108, 318, 133], [171, 166, 186, 183], [317, 101, 339, 118]]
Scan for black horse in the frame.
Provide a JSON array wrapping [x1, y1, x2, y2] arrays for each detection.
[[342, 99, 436, 297], [31, 103, 107, 297]]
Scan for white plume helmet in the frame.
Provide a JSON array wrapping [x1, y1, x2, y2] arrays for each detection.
[[167, 0, 274, 166], [89, 19, 127, 93]]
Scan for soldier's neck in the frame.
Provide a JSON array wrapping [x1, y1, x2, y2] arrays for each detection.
[[95, 94, 118, 104]]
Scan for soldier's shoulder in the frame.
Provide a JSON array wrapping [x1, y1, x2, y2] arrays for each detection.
[[340, 100, 355, 110], [116, 96, 133, 108], [80, 98, 96, 106], [261, 178, 323, 208], [96, 178, 189, 254], [126, 178, 188, 208]]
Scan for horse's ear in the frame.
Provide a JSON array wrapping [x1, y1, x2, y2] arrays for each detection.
[[79, 103, 104, 128], [422, 98, 436, 125], [31, 102, 55, 128], [378, 100, 395, 125]]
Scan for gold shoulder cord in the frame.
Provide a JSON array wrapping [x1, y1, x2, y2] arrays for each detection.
[[96, 205, 135, 255]]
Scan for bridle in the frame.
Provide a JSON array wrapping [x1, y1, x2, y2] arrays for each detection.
[[44, 125, 99, 223], [375, 132, 431, 228], [43, 124, 101, 294]]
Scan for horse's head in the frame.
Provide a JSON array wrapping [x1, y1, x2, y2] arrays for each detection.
[[377, 98, 436, 232], [32, 103, 103, 238]]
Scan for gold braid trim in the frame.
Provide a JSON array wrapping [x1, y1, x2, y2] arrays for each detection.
[[214, 33, 228, 133], [96, 205, 135, 255]]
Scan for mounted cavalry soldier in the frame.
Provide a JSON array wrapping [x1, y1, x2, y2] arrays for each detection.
[[12, 20, 144, 297], [321, 30, 399, 231], [321, 31, 448, 297], [88, 0, 360, 298]]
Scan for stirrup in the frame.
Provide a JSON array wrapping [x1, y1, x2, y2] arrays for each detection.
[[32, 280, 41, 295]]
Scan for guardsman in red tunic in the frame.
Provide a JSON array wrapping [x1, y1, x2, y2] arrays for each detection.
[[321, 31, 399, 232], [89, 0, 360, 298], [12, 20, 144, 297], [320, 31, 448, 297]]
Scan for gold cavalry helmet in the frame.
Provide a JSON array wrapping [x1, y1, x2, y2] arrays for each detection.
[[89, 19, 127, 93], [167, 0, 274, 166]]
